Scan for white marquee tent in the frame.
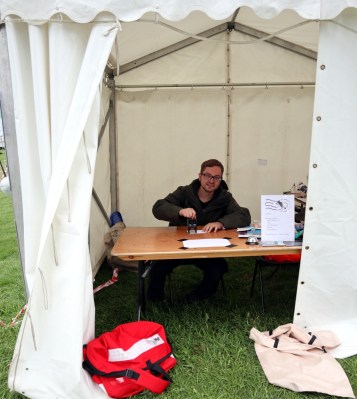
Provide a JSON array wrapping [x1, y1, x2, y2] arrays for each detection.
[[1, 1, 357, 397]]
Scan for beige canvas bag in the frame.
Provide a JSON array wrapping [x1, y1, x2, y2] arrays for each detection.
[[250, 324, 355, 398], [104, 221, 138, 271]]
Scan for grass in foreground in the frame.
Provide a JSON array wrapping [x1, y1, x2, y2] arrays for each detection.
[[93, 260, 357, 399], [1, 186, 356, 398], [0, 190, 25, 399]]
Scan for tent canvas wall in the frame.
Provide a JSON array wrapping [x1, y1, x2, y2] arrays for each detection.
[[1, 1, 357, 397], [114, 7, 317, 227]]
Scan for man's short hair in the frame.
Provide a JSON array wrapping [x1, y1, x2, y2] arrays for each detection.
[[200, 159, 224, 174]]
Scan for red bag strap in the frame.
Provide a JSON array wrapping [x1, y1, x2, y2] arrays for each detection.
[[82, 357, 172, 394], [134, 366, 171, 394]]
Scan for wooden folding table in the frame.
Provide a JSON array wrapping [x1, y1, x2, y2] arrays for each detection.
[[111, 226, 302, 319]]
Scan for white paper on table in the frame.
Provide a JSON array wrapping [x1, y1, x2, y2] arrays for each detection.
[[183, 238, 231, 248], [261, 194, 295, 241]]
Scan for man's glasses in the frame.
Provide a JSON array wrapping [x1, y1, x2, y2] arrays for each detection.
[[201, 173, 222, 182]]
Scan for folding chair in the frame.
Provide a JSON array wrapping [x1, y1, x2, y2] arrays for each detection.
[[250, 255, 301, 313]]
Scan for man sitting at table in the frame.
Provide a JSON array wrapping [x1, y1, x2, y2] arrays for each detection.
[[147, 158, 251, 303]]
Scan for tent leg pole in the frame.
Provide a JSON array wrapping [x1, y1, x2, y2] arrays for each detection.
[[92, 188, 111, 227], [0, 24, 28, 298], [109, 80, 118, 212]]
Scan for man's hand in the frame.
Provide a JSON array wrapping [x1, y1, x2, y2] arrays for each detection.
[[202, 222, 224, 233], [179, 208, 197, 219]]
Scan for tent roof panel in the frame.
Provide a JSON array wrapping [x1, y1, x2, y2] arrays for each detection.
[[113, 8, 319, 69], [1, 0, 357, 23]]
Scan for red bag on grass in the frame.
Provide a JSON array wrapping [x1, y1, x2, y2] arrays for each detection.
[[83, 321, 176, 398], [262, 254, 301, 263]]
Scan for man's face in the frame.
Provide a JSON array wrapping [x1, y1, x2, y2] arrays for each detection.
[[199, 166, 223, 193]]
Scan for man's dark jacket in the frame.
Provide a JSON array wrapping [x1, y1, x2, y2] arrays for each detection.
[[152, 179, 251, 229]]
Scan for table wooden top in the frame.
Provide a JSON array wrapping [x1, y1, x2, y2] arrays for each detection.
[[111, 226, 302, 261]]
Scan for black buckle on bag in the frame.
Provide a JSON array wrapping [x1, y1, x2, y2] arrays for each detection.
[[125, 369, 140, 380]]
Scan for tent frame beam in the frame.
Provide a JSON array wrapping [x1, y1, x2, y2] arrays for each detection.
[[233, 22, 317, 60], [118, 23, 227, 75], [108, 79, 118, 213], [0, 24, 27, 296], [115, 81, 315, 90], [115, 22, 317, 75]]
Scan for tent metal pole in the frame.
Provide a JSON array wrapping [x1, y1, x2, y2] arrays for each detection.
[[0, 24, 27, 298], [109, 77, 118, 213], [98, 105, 111, 148], [92, 189, 111, 227], [233, 22, 317, 60], [118, 21, 316, 76], [119, 23, 228, 75], [91, 104, 112, 226], [115, 82, 315, 90], [0, 160, 7, 177], [225, 29, 232, 187]]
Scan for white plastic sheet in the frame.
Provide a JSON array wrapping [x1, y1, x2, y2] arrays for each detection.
[[2, 0, 357, 22], [294, 9, 357, 358], [6, 18, 118, 398]]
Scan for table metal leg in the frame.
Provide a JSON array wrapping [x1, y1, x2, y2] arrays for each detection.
[[137, 261, 155, 320], [137, 260, 145, 321], [258, 265, 266, 313]]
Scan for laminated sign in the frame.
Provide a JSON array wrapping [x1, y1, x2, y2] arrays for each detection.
[[83, 321, 176, 398], [250, 324, 355, 398]]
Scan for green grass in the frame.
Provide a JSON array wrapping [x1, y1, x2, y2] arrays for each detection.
[[0, 190, 25, 399], [1, 185, 357, 398], [93, 261, 357, 399]]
